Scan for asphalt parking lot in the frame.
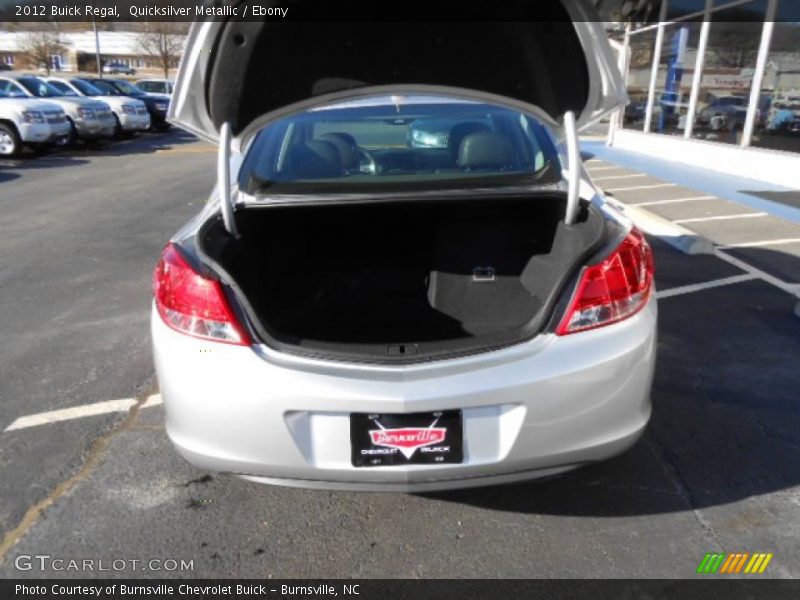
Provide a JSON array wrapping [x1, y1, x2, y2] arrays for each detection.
[[0, 130, 799, 578]]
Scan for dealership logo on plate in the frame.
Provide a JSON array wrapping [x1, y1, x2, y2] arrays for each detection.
[[368, 421, 447, 459]]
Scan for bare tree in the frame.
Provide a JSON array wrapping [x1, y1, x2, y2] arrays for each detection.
[[705, 29, 761, 70], [137, 23, 185, 79], [19, 28, 66, 75]]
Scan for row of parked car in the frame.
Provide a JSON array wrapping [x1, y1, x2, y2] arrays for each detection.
[[625, 91, 800, 135], [0, 74, 174, 157]]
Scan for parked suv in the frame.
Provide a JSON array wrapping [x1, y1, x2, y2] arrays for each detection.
[[153, 2, 656, 493], [0, 78, 70, 156], [135, 78, 175, 96], [6, 75, 116, 144], [44, 77, 150, 136], [102, 61, 136, 75], [84, 78, 170, 131]]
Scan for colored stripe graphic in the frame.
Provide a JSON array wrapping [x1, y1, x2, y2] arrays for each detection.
[[697, 553, 714, 573], [734, 553, 750, 573], [720, 553, 750, 573], [699, 553, 774, 574], [697, 553, 727, 573], [719, 554, 736, 573]]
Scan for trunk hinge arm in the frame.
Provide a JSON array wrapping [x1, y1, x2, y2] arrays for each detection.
[[218, 122, 240, 238], [562, 110, 580, 226]]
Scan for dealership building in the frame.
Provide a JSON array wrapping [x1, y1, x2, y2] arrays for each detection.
[[605, 0, 800, 187], [0, 30, 183, 76]]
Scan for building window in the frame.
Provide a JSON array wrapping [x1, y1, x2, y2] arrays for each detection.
[[652, 20, 704, 138], [623, 28, 659, 131], [617, 0, 800, 154], [750, 0, 800, 154]]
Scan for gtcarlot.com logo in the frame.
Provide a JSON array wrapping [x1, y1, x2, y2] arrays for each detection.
[[697, 552, 773, 574], [14, 554, 194, 572]]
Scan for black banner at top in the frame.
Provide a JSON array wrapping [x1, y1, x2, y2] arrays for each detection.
[[4, 0, 598, 23]]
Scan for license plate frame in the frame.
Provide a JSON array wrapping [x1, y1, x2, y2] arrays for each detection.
[[350, 410, 463, 467]]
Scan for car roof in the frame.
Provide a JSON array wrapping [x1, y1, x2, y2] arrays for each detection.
[[1, 73, 37, 80]]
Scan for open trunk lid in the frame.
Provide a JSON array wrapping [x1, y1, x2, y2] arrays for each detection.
[[170, 0, 626, 143]]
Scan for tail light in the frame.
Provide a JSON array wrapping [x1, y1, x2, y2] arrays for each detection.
[[152, 243, 250, 345], [556, 229, 654, 335]]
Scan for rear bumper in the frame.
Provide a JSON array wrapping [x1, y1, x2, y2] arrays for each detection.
[[153, 299, 657, 492]]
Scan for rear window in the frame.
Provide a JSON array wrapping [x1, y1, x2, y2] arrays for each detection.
[[238, 96, 560, 196]]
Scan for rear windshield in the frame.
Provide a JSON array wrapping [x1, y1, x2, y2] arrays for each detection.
[[238, 97, 560, 196]]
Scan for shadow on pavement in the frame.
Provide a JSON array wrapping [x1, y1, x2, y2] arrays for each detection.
[[740, 190, 800, 211], [66, 128, 203, 157], [426, 241, 800, 517], [0, 169, 20, 183], [0, 155, 89, 170]]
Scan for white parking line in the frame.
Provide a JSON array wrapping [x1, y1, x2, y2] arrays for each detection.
[[592, 174, 648, 182], [636, 196, 717, 207], [586, 166, 628, 172], [656, 274, 758, 299], [714, 248, 800, 297], [720, 238, 800, 249], [606, 183, 677, 192], [674, 213, 767, 224], [3, 394, 163, 432]]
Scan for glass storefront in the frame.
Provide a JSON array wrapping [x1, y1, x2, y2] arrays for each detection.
[[618, 0, 800, 155], [652, 20, 703, 138], [623, 29, 658, 130], [751, 0, 800, 153]]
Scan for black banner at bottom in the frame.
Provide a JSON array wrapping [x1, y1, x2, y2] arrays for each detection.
[[2, 580, 798, 600]]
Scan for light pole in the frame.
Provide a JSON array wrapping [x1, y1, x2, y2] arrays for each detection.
[[92, 16, 101, 75]]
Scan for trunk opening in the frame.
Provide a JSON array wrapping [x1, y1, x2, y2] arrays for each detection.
[[199, 193, 605, 363]]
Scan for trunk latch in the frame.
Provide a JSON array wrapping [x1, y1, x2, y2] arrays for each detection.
[[387, 343, 418, 357], [472, 266, 496, 283]]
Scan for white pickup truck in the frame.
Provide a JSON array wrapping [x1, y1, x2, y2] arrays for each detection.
[[0, 79, 70, 157]]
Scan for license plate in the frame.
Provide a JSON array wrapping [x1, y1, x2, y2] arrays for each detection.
[[350, 410, 463, 467]]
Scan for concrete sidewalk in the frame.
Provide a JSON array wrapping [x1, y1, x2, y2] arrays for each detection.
[[581, 142, 800, 301]]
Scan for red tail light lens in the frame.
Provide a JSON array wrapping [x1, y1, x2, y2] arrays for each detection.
[[152, 244, 250, 345], [556, 229, 654, 335]]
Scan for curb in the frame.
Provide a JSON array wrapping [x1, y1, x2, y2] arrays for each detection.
[[605, 199, 715, 256]]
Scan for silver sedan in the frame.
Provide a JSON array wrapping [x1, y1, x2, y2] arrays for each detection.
[[153, 6, 656, 491]]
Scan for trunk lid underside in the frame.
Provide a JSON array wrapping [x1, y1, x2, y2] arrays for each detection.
[[170, 0, 626, 142]]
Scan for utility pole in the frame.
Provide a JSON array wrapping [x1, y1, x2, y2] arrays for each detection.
[[92, 16, 101, 75]]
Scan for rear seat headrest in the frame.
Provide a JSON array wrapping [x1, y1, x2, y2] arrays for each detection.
[[317, 132, 360, 170], [457, 132, 513, 170], [288, 140, 342, 179], [448, 122, 491, 160]]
